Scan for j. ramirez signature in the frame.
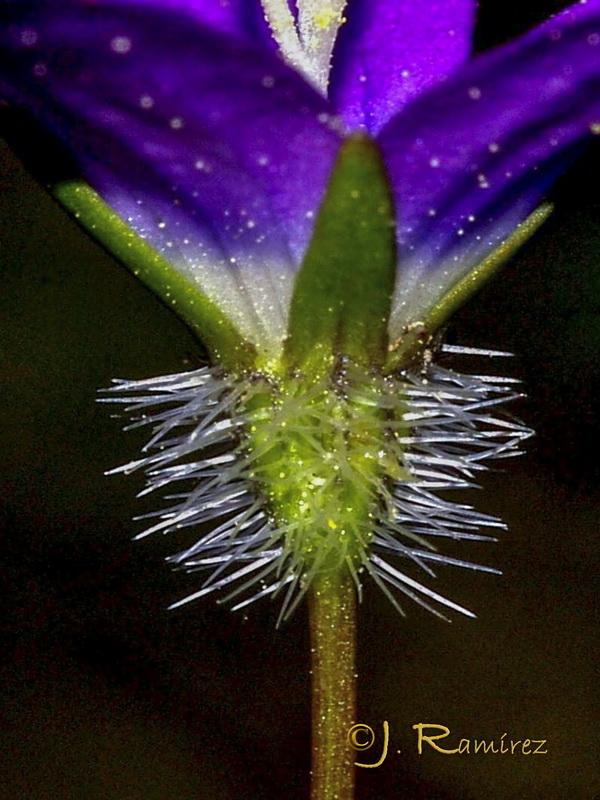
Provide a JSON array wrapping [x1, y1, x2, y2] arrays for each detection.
[[347, 723, 548, 767]]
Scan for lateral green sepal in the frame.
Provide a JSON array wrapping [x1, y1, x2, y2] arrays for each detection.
[[284, 135, 396, 377], [385, 203, 553, 372], [52, 179, 255, 371]]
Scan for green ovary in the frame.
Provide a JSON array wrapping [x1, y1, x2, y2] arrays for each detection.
[[242, 366, 409, 581]]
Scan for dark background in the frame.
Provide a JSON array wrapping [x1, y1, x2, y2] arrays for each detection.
[[1, 2, 598, 798]]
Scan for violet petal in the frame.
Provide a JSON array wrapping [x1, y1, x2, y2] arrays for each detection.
[[330, 0, 475, 134], [107, 0, 275, 46], [377, 0, 600, 333], [0, 1, 342, 353]]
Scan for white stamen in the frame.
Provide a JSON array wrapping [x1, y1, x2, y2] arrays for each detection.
[[261, 0, 347, 93], [297, 0, 347, 91]]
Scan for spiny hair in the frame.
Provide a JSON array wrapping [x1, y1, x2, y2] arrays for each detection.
[[101, 344, 531, 623]]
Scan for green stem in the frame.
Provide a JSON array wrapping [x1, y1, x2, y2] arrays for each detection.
[[308, 570, 357, 800]]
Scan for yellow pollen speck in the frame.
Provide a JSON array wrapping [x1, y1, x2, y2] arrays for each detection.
[[328, 519, 337, 530], [314, 9, 341, 28]]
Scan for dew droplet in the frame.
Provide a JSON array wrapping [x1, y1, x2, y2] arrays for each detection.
[[110, 35, 132, 54], [468, 86, 482, 100], [20, 29, 38, 46], [139, 94, 154, 109]]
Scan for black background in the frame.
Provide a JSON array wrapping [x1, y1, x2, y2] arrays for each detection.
[[1, 2, 598, 798]]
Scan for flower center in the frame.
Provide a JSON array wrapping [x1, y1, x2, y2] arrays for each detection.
[[261, 0, 347, 93]]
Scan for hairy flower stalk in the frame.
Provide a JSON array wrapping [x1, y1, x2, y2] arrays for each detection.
[[4, 1, 600, 798]]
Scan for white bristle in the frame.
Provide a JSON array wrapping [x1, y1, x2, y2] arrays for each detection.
[[101, 348, 531, 621]]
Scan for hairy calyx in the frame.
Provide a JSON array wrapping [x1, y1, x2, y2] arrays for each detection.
[[244, 361, 408, 591], [103, 346, 528, 622]]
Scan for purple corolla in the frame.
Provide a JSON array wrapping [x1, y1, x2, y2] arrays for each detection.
[[1, 1, 600, 618], [2, 0, 600, 358]]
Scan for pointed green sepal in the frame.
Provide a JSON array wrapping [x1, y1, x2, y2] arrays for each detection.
[[52, 180, 255, 371], [385, 203, 553, 372], [284, 135, 396, 377]]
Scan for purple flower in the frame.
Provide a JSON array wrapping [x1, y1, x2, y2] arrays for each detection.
[[2, 0, 600, 358], [2, 1, 600, 618]]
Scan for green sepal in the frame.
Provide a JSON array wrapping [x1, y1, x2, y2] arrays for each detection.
[[284, 135, 396, 377], [52, 179, 255, 371], [385, 203, 553, 372]]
